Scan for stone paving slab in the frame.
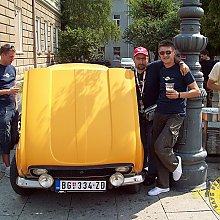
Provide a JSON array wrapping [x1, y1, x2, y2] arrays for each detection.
[[0, 177, 27, 218], [196, 164, 220, 220], [0, 216, 18, 220], [166, 211, 218, 220], [159, 191, 211, 212], [116, 187, 167, 220], [18, 191, 71, 220], [69, 191, 117, 220]]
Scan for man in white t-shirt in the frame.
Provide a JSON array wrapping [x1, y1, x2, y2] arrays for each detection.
[[207, 62, 220, 111], [207, 62, 220, 169]]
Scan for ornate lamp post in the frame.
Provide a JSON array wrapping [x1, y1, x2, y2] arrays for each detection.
[[172, 0, 208, 190]]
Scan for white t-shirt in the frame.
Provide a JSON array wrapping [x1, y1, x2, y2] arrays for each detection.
[[209, 62, 220, 107]]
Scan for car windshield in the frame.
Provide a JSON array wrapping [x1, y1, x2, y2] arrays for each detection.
[[121, 58, 133, 62]]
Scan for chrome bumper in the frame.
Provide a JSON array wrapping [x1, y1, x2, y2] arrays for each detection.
[[17, 177, 43, 188], [17, 174, 144, 189], [122, 174, 144, 186]]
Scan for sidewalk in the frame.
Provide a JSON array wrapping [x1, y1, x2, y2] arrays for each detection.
[[0, 156, 220, 219]]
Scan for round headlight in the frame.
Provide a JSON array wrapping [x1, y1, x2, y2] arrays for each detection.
[[115, 166, 130, 173], [33, 169, 48, 175], [38, 174, 54, 188], [109, 172, 124, 187]]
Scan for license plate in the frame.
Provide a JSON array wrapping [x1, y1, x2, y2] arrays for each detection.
[[55, 180, 106, 192]]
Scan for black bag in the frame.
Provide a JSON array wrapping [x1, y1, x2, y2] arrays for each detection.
[[10, 110, 20, 150], [144, 104, 157, 121]]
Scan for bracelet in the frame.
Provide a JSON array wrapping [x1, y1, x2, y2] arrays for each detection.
[[178, 92, 181, 98]]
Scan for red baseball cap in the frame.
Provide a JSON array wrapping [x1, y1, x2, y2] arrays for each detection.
[[133, 47, 148, 57]]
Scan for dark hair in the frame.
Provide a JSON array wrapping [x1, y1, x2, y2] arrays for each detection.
[[158, 39, 176, 50], [200, 49, 209, 56], [0, 44, 16, 55]]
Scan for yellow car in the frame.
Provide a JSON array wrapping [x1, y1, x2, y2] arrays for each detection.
[[10, 63, 144, 195]]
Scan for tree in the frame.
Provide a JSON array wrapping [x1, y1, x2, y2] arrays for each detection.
[[123, 0, 180, 53], [59, 0, 120, 62], [201, 0, 220, 53], [59, 27, 101, 63]]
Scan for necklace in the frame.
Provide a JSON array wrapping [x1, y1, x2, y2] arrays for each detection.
[[134, 69, 146, 98], [134, 69, 146, 113]]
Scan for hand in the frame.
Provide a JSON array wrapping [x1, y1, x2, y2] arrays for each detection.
[[9, 87, 19, 95], [180, 63, 189, 76], [166, 89, 179, 99], [200, 88, 207, 98]]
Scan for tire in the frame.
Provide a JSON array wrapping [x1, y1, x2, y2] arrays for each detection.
[[123, 184, 141, 194], [10, 156, 33, 196]]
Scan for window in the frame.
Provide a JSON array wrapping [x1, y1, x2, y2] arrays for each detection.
[[113, 47, 120, 60], [50, 24, 54, 53], [36, 17, 41, 52], [44, 21, 48, 52], [113, 15, 120, 26], [55, 27, 59, 51], [14, 7, 23, 52]]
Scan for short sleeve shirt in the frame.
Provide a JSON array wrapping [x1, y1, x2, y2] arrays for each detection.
[[0, 64, 16, 106], [156, 63, 195, 115], [208, 62, 220, 107]]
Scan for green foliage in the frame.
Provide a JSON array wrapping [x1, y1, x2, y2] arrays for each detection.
[[123, 0, 180, 53], [201, 0, 220, 50], [59, 0, 120, 62], [61, 0, 120, 43], [58, 27, 101, 63]]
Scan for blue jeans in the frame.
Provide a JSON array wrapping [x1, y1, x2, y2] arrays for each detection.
[[0, 106, 16, 154]]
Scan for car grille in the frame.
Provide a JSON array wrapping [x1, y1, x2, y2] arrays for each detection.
[[49, 168, 115, 178], [29, 163, 133, 178]]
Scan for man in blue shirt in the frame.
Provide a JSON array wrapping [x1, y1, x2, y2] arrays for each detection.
[[0, 44, 19, 177], [148, 40, 200, 196], [133, 47, 189, 186]]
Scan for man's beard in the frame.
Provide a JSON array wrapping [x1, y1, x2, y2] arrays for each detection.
[[137, 64, 146, 71]]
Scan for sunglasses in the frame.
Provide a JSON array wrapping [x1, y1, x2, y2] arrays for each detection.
[[2, 44, 15, 49], [159, 50, 172, 56]]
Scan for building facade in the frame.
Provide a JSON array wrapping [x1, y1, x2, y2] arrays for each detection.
[[0, 0, 61, 78], [105, 0, 134, 67]]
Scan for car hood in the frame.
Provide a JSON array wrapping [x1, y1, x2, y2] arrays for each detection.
[[18, 64, 142, 170]]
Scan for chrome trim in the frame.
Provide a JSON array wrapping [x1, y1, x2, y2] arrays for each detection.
[[16, 173, 144, 189], [17, 177, 43, 188], [121, 174, 144, 186]]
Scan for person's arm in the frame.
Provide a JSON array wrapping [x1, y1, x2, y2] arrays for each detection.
[[207, 62, 220, 91], [0, 87, 19, 96], [14, 94, 18, 110], [166, 81, 200, 99], [207, 79, 220, 92], [174, 57, 189, 76], [179, 81, 201, 98], [179, 62, 189, 76]]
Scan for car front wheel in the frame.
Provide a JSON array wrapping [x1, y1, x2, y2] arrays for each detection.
[[10, 156, 33, 196]]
